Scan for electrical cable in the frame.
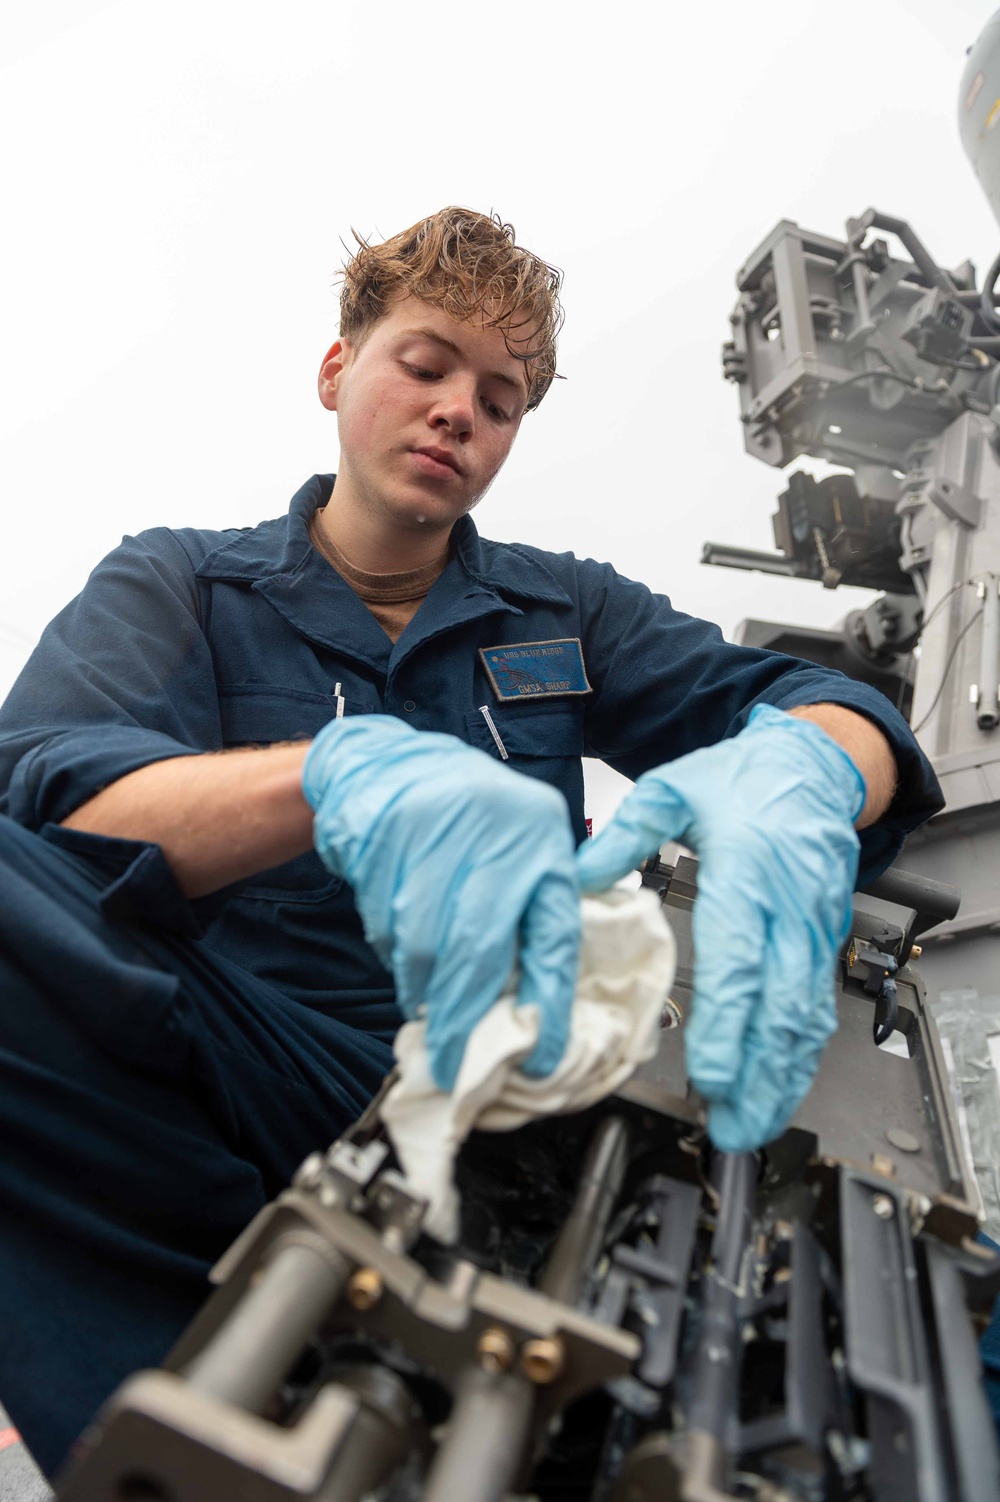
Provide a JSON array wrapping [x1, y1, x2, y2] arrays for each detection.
[[872, 974, 899, 1048], [910, 605, 984, 735], [918, 576, 981, 637], [894, 577, 979, 713]]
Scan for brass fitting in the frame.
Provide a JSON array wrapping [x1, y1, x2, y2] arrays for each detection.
[[347, 1267, 384, 1312], [521, 1336, 566, 1384], [477, 1327, 515, 1373]]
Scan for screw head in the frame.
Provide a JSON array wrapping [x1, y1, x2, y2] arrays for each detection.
[[477, 1327, 515, 1373], [521, 1337, 566, 1385], [872, 1194, 895, 1221], [347, 1267, 384, 1312]]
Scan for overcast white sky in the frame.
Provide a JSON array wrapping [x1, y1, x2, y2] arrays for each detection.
[[2, 0, 998, 823]]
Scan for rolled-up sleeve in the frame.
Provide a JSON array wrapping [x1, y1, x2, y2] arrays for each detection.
[[0, 529, 223, 829], [575, 558, 943, 886]]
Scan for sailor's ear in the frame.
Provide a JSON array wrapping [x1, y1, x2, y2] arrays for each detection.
[[318, 339, 352, 411]]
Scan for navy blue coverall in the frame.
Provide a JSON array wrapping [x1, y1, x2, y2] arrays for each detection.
[[0, 475, 942, 1473]]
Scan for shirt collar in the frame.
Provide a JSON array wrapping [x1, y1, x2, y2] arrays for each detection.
[[196, 475, 573, 608]]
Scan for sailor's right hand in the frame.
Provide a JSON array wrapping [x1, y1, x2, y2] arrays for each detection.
[[303, 714, 580, 1090]]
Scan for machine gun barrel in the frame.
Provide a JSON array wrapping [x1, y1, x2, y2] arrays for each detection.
[[184, 1234, 352, 1413], [421, 1367, 535, 1502]]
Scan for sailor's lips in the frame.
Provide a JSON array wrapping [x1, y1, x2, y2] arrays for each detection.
[[410, 446, 463, 478]]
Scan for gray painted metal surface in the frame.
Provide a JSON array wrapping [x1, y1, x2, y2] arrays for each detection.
[[715, 128, 1000, 1222]]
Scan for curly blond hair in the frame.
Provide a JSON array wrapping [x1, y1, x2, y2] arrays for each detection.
[[338, 207, 563, 411]]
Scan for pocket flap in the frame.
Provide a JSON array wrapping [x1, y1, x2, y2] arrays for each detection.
[[219, 685, 377, 746]]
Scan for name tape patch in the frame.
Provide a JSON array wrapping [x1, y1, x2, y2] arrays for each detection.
[[479, 638, 592, 701]]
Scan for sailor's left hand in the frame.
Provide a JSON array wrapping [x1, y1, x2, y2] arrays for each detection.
[[576, 704, 864, 1151]]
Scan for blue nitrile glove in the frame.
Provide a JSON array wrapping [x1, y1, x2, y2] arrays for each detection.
[[303, 715, 580, 1091], [576, 704, 865, 1152]]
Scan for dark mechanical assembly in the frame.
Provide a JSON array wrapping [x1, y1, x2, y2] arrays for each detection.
[[55, 864, 1000, 1502]]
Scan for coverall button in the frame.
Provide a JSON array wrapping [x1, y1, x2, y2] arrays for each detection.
[[403, 700, 416, 712]]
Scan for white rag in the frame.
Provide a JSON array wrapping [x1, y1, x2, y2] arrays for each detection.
[[381, 887, 676, 1243]]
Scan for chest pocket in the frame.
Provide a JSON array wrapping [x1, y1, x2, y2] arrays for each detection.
[[464, 700, 585, 764], [218, 684, 378, 903], [219, 684, 378, 746]]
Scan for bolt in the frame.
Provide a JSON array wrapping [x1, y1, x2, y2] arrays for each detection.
[[477, 1327, 516, 1374], [871, 1153, 896, 1179], [872, 1194, 895, 1220], [910, 944, 922, 960], [521, 1337, 566, 1385], [347, 1267, 384, 1312]]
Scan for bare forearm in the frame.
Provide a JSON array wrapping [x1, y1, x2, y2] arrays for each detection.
[[61, 744, 314, 898], [786, 704, 897, 827]]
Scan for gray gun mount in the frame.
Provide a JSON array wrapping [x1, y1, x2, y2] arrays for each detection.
[[709, 208, 1000, 1046], [54, 865, 1000, 1502]]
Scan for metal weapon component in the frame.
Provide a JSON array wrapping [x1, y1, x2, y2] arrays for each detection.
[[184, 1234, 352, 1412], [841, 1170, 951, 1501], [541, 1114, 632, 1307], [680, 1152, 758, 1500], [54, 871, 1000, 1502], [711, 173, 1000, 1020], [420, 1366, 535, 1502]]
